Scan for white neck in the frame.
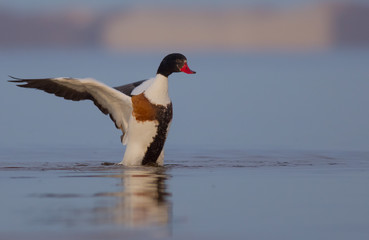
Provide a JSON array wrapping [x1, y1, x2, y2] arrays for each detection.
[[144, 74, 171, 105]]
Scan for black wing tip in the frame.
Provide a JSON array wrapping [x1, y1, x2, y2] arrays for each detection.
[[8, 76, 29, 87], [8, 75, 23, 83], [8, 76, 56, 86], [8, 76, 45, 88]]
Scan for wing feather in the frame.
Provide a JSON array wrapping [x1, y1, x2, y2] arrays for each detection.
[[9, 76, 132, 138], [114, 79, 146, 96], [114, 78, 155, 96]]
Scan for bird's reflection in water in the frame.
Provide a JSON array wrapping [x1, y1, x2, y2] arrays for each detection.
[[95, 167, 171, 228]]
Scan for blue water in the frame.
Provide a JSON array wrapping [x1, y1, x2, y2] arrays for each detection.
[[1, 49, 369, 151], [1, 146, 369, 240], [1, 49, 369, 239]]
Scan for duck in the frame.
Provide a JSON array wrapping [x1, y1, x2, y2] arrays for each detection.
[[9, 53, 196, 166]]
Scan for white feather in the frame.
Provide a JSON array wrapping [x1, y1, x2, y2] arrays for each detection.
[[144, 74, 171, 105], [131, 78, 155, 95], [53, 77, 132, 137], [120, 117, 158, 166]]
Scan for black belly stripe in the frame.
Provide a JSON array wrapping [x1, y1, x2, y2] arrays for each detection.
[[141, 103, 173, 166]]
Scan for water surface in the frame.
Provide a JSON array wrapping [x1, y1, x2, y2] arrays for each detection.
[[1, 146, 368, 240]]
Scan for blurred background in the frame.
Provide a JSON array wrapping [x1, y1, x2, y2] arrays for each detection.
[[1, 0, 369, 151]]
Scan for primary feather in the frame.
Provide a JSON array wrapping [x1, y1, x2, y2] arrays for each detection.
[[9, 76, 132, 139]]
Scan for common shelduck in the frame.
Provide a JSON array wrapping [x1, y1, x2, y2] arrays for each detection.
[[9, 53, 196, 166]]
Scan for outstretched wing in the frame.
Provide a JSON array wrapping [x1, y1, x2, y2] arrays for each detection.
[[114, 79, 146, 96], [9, 76, 132, 140], [114, 78, 154, 96]]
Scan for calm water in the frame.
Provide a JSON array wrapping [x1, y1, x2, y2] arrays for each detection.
[[2, 49, 369, 151], [1, 146, 369, 240], [1, 49, 369, 239]]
